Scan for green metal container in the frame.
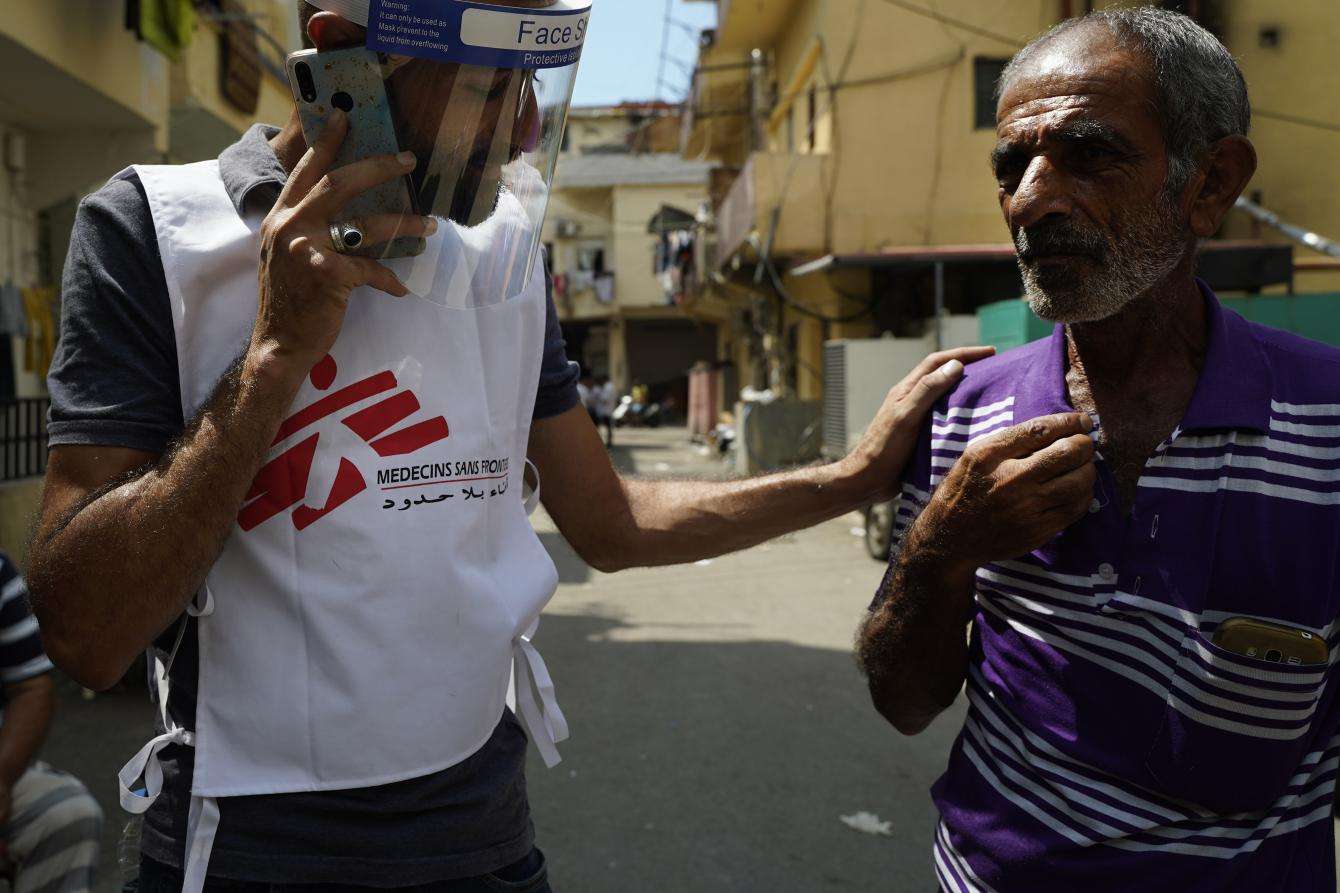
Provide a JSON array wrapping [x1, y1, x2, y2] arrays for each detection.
[[977, 299, 1054, 352], [1221, 293, 1340, 347], [976, 293, 1340, 351]]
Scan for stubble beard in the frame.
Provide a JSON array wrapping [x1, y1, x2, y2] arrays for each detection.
[[1017, 196, 1192, 324]]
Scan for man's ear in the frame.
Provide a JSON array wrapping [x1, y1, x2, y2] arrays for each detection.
[[308, 11, 366, 51], [1187, 135, 1257, 238]]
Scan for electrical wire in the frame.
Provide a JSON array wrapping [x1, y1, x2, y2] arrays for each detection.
[[654, 0, 675, 101], [1255, 108, 1340, 135], [762, 255, 876, 322], [872, 0, 1025, 47], [714, 266, 875, 324], [741, 0, 962, 329]]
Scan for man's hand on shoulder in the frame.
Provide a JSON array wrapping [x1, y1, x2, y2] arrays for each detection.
[[841, 347, 995, 505]]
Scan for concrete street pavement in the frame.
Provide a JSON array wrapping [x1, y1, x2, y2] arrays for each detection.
[[524, 427, 962, 891]]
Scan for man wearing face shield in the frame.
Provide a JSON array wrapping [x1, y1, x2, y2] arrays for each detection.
[[29, 1, 990, 889]]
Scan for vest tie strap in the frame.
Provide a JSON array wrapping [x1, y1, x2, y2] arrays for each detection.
[[118, 726, 194, 814], [513, 620, 568, 768]]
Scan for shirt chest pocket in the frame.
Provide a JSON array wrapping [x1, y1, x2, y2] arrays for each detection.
[[1142, 626, 1329, 814], [1120, 500, 1340, 814]]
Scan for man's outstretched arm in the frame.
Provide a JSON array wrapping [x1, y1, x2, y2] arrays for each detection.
[[528, 348, 989, 573]]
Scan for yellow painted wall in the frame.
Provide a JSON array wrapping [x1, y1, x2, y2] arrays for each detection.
[[795, 0, 1055, 255], [747, 0, 1340, 265], [706, 0, 1340, 407], [546, 180, 710, 317], [1214, 1, 1340, 292], [2, 1, 170, 142], [565, 114, 633, 153], [0, 479, 42, 570], [545, 185, 614, 319], [774, 268, 876, 399], [177, 12, 298, 138], [683, 44, 753, 167]]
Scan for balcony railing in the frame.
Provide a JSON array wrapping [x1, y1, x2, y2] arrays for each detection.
[[714, 152, 829, 268], [0, 399, 49, 483]]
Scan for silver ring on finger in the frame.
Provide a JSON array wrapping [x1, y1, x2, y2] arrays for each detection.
[[329, 221, 365, 254]]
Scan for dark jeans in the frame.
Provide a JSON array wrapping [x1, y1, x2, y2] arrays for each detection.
[[134, 849, 551, 893]]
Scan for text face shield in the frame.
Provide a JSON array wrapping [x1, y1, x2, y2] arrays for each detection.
[[367, 0, 591, 306]]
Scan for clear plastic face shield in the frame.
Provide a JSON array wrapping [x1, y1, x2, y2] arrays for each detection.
[[305, 0, 590, 307]]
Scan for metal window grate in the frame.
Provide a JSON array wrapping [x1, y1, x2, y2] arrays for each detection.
[[0, 399, 49, 483]]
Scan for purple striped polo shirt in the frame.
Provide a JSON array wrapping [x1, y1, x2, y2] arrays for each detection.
[[886, 283, 1340, 891]]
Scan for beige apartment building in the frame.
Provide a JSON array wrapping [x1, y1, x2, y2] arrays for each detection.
[[0, 0, 300, 560], [682, 0, 1340, 405], [545, 103, 734, 405]]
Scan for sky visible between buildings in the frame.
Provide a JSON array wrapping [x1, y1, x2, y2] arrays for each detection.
[[571, 0, 718, 106]]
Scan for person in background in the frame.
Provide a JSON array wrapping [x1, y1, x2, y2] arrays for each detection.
[[0, 552, 101, 892], [576, 372, 595, 425], [596, 375, 617, 448]]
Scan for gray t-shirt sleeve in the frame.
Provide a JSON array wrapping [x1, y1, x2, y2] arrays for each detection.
[[534, 272, 581, 421], [48, 171, 579, 451], [47, 172, 184, 454]]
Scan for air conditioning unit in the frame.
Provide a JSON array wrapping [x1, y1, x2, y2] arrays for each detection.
[[822, 318, 979, 459], [556, 219, 582, 238], [823, 339, 923, 460]]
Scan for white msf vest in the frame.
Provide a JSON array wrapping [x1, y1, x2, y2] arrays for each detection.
[[116, 160, 566, 890]]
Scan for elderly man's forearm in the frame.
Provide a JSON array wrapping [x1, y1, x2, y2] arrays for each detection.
[[29, 351, 307, 689], [859, 553, 977, 734]]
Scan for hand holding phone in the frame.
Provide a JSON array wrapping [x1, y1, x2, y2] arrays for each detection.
[[250, 111, 437, 373], [285, 47, 423, 258]]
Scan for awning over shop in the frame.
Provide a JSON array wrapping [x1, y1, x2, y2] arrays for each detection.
[[788, 240, 1296, 293], [647, 205, 698, 235]]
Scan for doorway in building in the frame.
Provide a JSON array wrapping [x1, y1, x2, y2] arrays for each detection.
[[623, 319, 718, 424]]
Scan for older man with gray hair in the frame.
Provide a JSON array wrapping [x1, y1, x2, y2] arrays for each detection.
[[858, 8, 1340, 891]]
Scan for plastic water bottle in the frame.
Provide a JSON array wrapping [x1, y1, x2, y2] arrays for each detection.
[[118, 816, 143, 889]]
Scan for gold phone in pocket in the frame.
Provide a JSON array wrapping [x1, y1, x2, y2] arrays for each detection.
[[1212, 617, 1328, 666]]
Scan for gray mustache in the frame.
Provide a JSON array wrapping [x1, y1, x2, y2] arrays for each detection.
[[1015, 224, 1106, 261]]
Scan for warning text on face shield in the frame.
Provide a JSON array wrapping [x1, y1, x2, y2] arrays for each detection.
[[368, 1, 453, 56], [368, 1, 588, 70]]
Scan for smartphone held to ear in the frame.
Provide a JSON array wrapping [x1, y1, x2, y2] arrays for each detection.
[[284, 47, 424, 259]]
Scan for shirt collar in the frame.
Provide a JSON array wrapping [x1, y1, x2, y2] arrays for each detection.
[[1180, 280, 1273, 433], [1013, 279, 1273, 434], [218, 123, 286, 215]]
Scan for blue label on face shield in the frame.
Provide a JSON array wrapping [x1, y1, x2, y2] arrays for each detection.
[[367, 0, 591, 69]]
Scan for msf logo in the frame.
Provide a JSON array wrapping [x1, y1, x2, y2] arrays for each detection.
[[238, 354, 449, 532]]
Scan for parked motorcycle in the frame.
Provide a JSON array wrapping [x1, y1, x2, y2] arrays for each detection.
[[612, 395, 662, 428]]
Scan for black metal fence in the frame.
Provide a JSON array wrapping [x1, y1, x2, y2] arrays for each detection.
[[0, 399, 49, 482]]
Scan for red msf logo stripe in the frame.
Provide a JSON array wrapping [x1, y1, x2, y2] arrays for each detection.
[[238, 355, 450, 532]]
